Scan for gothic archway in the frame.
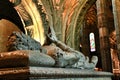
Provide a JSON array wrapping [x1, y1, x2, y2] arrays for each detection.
[[13, 0, 97, 50], [13, 0, 46, 45]]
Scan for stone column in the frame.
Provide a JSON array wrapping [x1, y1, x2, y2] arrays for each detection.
[[96, 0, 112, 72], [112, 0, 120, 61], [81, 21, 90, 57]]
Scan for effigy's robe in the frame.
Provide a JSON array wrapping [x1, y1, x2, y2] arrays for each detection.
[[0, 19, 21, 52]]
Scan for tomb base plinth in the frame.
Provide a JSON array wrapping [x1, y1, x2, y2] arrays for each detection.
[[0, 67, 113, 80]]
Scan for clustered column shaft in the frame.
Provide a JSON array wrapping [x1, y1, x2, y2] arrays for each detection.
[[96, 0, 112, 72]]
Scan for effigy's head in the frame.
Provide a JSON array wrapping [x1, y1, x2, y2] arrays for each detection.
[[6, 31, 41, 51]]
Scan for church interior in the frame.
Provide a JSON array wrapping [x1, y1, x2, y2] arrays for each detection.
[[0, 0, 120, 80]]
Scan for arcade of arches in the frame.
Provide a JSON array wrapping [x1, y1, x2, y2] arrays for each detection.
[[0, 0, 120, 76]]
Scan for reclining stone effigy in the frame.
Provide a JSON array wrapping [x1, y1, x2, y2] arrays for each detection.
[[6, 31, 98, 69]]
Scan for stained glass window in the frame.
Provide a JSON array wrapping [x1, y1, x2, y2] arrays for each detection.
[[89, 32, 96, 52]]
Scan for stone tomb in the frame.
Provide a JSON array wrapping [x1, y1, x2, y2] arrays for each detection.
[[0, 19, 113, 80]]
